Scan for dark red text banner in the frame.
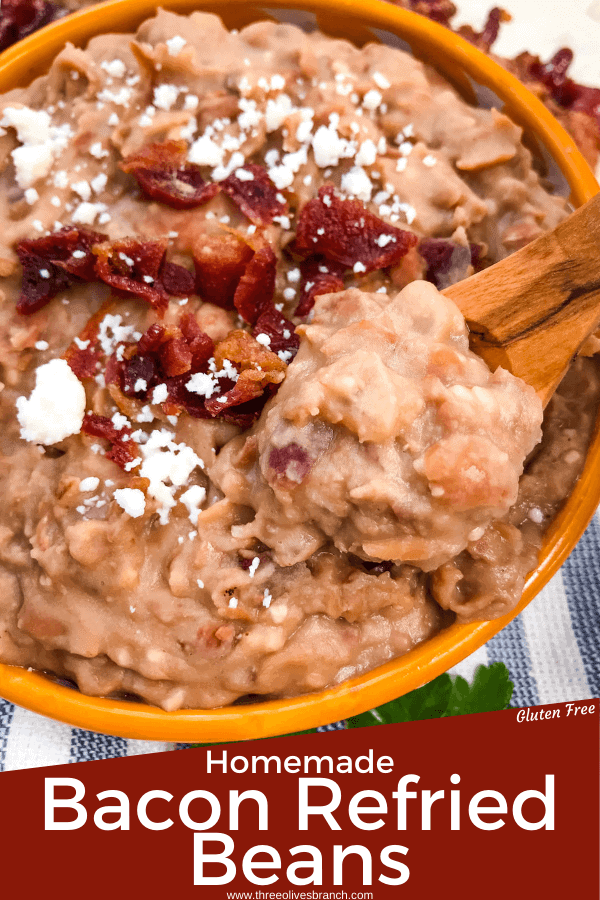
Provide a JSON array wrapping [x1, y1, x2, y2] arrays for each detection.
[[0, 699, 598, 898]]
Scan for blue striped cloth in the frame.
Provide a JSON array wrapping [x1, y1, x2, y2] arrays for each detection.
[[1, 511, 598, 771]]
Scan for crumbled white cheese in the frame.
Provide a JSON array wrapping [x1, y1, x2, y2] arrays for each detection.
[[311, 123, 355, 168], [188, 134, 224, 167], [139, 429, 204, 524], [166, 35, 187, 56], [101, 59, 126, 79], [362, 89, 382, 110], [179, 484, 206, 525], [97, 87, 132, 106], [248, 557, 260, 578], [1, 107, 73, 189], [423, 154, 437, 167], [114, 488, 146, 518], [72, 201, 107, 225], [262, 589, 273, 609], [353, 261, 367, 274], [151, 383, 169, 404], [265, 93, 294, 132], [197, 579, 204, 589], [255, 333, 271, 347], [373, 71, 391, 90], [35, 340, 49, 351], [355, 139, 378, 167], [341, 166, 372, 202], [16, 359, 85, 445], [71, 180, 92, 201], [24, 187, 39, 204], [153, 84, 180, 111], [91, 173, 108, 193], [228, 596, 238, 609], [79, 476, 100, 492]]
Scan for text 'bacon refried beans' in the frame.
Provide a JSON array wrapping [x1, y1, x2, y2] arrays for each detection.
[[0, 11, 598, 710]]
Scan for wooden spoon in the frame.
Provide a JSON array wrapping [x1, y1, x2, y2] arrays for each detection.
[[445, 191, 600, 406]]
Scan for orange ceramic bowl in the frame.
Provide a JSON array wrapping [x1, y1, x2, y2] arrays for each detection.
[[0, 0, 598, 741]]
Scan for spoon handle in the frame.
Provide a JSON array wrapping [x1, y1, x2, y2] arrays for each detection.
[[445, 191, 600, 406]]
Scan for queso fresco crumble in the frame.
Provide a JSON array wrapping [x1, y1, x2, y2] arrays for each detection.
[[0, 11, 598, 711]]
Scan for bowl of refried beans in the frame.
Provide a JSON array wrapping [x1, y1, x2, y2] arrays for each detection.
[[0, 0, 598, 741]]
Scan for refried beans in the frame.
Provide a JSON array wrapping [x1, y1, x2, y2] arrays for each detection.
[[0, 11, 598, 710]]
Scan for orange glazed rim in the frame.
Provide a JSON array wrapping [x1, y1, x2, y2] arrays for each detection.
[[0, 0, 598, 742]]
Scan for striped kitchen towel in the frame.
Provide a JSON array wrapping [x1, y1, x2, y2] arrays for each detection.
[[1, 510, 598, 772]]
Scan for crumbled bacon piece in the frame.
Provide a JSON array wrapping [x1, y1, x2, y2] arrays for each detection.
[[293, 186, 418, 273], [93, 239, 169, 312], [233, 246, 277, 324], [419, 238, 472, 290], [214, 329, 286, 377], [252, 307, 299, 359], [16, 227, 106, 315], [64, 300, 114, 380], [297, 257, 346, 317], [205, 330, 286, 416], [407, 0, 456, 28], [205, 367, 278, 414], [159, 261, 195, 297], [221, 164, 287, 225], [0, 0, 58, 54], [268, 443, 312, 485], [457, 7, 510, 52], [524, 49, 600, 129], [120, 141, 220, 209], [194, 234, 254, 308], [80, 413, 139, 471], [119, 315, 214, 399]]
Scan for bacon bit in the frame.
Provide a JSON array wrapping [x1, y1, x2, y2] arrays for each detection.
[[120, 315, 215, 399], [457, 7, 511, 52], [159, 261, 195, 297], [16, 227, 106, 315], [80, 413, 139, 471], [221, 163, 287, 225], [419, 238, 472, 290], [268, 443, 312, 485], [121, 355, 157, 395], [205, 330, 286, 415], [470, 242, 485, 272], [194, 233, 254, 308], [179, 315, 215, 370], [297, 257, 346, 317], [205, 367, 279, 414], [160, 338, 193, 377], [522, 49, 600, 130], [0, 0, 58, 54], [64, 299, 114, 380], [120, 140, 220, 209], [233, 246, 277, 324], [93, 239, 169, 312], [408, 0, 457, 28], [252, 307, 299, 359], [214, 329, 286, 377], [293, 186, 418, 273]]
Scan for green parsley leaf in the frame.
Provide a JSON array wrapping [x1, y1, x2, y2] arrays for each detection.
[[346, 662, 513, 729]]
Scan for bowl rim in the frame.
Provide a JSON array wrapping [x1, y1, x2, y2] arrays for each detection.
[[0, 0, 598, 742]]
